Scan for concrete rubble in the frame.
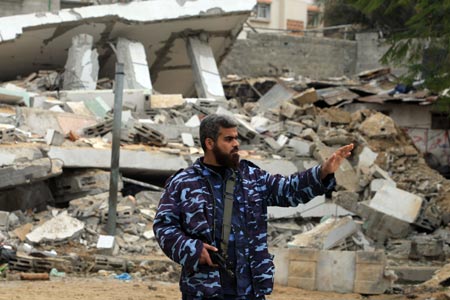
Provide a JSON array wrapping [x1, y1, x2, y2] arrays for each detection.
[[0, 0, 448, 297]]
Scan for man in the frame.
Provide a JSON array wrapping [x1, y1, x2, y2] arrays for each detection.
[[153, 114, 353, 300]]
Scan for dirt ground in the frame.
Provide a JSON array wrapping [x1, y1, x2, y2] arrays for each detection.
[[0, 276, 445, 300]]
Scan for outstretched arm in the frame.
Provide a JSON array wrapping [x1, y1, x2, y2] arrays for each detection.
[[320, 143, 354, 179]]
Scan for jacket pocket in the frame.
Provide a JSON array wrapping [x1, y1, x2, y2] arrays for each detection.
[[181, 265, 221, 297]]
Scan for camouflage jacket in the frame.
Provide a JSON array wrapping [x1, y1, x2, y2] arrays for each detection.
[[153, 158, 335, 298]]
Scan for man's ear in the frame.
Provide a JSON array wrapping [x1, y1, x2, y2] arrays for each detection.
[[205, 137, 215, 151]]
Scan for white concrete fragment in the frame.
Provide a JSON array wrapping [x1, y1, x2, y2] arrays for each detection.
[[268, 195, 353, 220], [45, 129, 65, 146], [26, 211, 84, 244], [288, 216, 360, 249], [97, 235, 115, 250], [369, 185, 423, 223], [0, 152, 16, 167], [143, 230, 155, 240], [370, 178, 396, 193], [186, 35, 225, 99], [185, 115, 201, 127], [181, 133, 195, 147], [116, 38, 152, 90], [358, 146, 378, 172], [63, 34, 99, 90], [277, 134, 289, 148], [289, 138, 313, 156]]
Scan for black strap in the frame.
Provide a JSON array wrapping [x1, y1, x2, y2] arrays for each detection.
[[221, 172, 236, 258]]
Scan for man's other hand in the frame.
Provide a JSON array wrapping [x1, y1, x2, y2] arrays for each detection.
[[199, 243, 218, 267], [320, 143, 354, 179]]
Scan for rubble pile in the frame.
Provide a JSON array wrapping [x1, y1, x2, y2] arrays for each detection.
[[0, 69, 449, 288]]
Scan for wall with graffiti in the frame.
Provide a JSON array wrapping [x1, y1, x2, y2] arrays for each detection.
[[404, 128, 450, 166]]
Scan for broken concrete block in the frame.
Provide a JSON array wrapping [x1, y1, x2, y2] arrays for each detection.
[[186, 35, 225, 100], [97, 235, 117, 256], [134, 122, 167, 146], [0, 211, 9, 231], [369, 185, 423, 223], [0, 84, 30, 106], [63, 34, 99, 91], [360, 203, 411, 244], [45, 129, 65, 146], [370, 179, 396, 193], [277, 134, 289, 148], [185, 115, 201, 127], [389, 265, 439, 284], [50, 169, 120, 204], [280, 102, 301, 119], [269, 195, 352, 220], [359, 112, 398, 138], [26, 211, 85, 244], [0, 124, 15, 143], [150, 94, 184, 109], [257, 82, 297, 112], [0, 158, 63, 190], [181, 133, 195, 147], [292, 88, 318, 105], [358, 146, 378, 173], [287, 249, 391, 294], [288, 138, 312, 157], [409, 235, 445, 261], [116, 37, 152, 91], [84, 97, 111, 119], [264, 137, 281, 151], [83, 119, 113, 137], [316, 87, 359, 106], [354, 251, 392, 294], [288, 217, 360, 250]]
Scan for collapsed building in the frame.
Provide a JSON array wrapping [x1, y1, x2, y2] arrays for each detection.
[[0, 0, 449, 297]]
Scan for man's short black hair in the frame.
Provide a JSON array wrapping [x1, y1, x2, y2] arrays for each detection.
[[199, 114, 238, 151]]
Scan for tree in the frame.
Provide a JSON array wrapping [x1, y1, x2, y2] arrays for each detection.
[[348, 0, 450, 105]]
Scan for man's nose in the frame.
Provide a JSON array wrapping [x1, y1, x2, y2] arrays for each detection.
[[233, 138, 240, 147]]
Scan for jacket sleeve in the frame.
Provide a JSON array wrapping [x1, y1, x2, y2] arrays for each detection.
[[256, 164, 336, 207], [153, 177, 203, 274]]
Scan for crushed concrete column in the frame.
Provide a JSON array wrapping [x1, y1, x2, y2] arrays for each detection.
[[116, 37, 152, 90], [186, 34, 225, 100], [63, 34, 99, 90]]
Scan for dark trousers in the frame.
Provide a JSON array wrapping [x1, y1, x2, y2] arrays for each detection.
[[182, 293, 265, 300]]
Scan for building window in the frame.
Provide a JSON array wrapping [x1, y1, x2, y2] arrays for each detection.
[[307, 5, 321, 28], [431, 112, 450, 130], [255, 3, 271, 20]]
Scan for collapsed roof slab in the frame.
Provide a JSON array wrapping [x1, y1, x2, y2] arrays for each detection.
[[47, 146, 188, 177], [0, 0, 255, 96]]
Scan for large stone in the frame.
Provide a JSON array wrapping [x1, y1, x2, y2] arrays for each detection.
[[369, 185, 423, 223], [359, 112, 398, 138], [26, 211, 85, 244]]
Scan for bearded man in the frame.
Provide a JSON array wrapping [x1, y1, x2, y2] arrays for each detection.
[[153, 114, 353, 300]]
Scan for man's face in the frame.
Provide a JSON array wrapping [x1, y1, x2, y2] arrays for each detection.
[[212, 127, 240, 168]]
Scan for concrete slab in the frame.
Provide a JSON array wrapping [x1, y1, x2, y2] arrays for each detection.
[[0, 0, 254, 96], [369, 185, 423, 223], [288, 217, 360, 249], [0, 84, 30, 106], [18, 107, 97, 136], [26, 211, 84, 244], [47, 146, 188, 176], [0, 158, 63, 190], [268, 195, 353, 220]]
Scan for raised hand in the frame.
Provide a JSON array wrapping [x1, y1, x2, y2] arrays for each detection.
[[320, 143, 354, 179]]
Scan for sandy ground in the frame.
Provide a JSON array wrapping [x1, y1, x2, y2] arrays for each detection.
[[0, 276, 444, 300]]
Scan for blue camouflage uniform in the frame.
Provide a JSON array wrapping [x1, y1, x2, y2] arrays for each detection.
[[153, 158, 335, 299]]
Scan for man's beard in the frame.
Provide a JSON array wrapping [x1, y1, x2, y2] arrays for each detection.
[[212, 145, 240, 169]]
